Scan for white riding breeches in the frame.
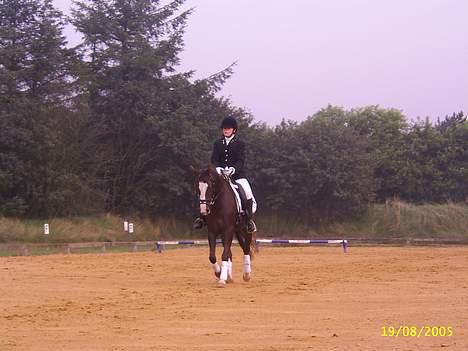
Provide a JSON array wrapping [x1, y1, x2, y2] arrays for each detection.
[[235, 178, 257, 214]]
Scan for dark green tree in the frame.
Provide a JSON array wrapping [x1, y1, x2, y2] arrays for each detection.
[[240, 120, 279, 211], [297, 106, 374, 220], [347, 105, 408, 201], [0, 0, 74, 216], [251, 106, 375, 221], [399, 119, 447, 202], [435, 112, 468, 201], [71, 0, 238, 216]]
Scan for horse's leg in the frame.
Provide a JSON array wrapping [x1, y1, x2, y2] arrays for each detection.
[[235, 224, 252, 282], [227, 258, 234, 283], [236, 226, 246, 250], [218, 228, 234, 287], [226, 246, 234, 283], [208, 232, 220, 278], [242, 229, 252, 281]]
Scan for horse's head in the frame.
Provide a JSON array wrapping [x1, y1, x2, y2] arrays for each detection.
[[194, 165, 220, 216]]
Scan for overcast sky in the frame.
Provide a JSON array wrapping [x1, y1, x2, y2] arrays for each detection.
[[54, 0, 468, 126]]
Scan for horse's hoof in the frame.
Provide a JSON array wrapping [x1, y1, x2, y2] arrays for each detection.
[[217, 279, 226, 287], [227, 277, 234, 284], [243, 273, 251, 281]]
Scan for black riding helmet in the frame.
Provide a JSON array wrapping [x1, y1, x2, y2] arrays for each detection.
[[221, 116, 238, 131]]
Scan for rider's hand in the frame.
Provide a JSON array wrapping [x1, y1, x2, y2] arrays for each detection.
[[216, 167, 224, 175]]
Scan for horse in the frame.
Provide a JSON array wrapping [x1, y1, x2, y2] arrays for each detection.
[[194, 165, 255, 286]]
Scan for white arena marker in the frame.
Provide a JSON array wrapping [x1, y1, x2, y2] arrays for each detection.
[[44, 223, 49, 235], [124, 220, 129, 232], [129, 223, 134, 234]]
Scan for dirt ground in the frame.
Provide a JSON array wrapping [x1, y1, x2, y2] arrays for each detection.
[[1, 245, 467, 351]]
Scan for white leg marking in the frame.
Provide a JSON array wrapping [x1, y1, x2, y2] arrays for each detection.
[[220, 261, 228, 281], [243, 254, 251, 273], [212, 262, 220, 274]]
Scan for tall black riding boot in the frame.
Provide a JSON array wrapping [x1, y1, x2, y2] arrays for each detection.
[[245, 199, 257, 233]]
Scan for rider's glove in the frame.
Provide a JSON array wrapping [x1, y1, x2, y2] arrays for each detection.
[[225, 167, 236, 175], [216, 167, 224, 175]]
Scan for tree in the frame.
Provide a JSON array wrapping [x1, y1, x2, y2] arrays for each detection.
[[435, 112, 468, 201], [297, 106, 374, 220], [401, 119, 447, 202], [0, 0, 74, 216], [252, 106, 375, 221], [71, 0, 238, 216], [347, 106, 408, 201]]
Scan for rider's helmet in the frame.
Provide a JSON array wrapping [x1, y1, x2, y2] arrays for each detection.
[[220, 116, 238, 131]]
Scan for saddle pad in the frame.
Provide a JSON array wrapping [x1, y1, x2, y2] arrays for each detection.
[[229, 182, 243, 214]]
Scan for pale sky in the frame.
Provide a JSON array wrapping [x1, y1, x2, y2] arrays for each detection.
[[54, 0, 468, 125]]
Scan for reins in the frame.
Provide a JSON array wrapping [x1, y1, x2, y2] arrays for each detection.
[[209, 174, 231, 207]]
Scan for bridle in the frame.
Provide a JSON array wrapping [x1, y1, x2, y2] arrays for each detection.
[[198, 176, 221, 212], [197, 169, 232, 215], [199, 193, 218, 208]]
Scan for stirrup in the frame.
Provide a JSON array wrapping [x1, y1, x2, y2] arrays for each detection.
[[247, 219, 257, 233], [192, 217, 204, 230]]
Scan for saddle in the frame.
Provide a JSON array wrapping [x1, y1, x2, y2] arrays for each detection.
[[228, 181, 247, 215], [223, 176, 255, 232]]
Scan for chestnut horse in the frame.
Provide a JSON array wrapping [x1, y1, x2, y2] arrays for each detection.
[[194, 165, 254, 286]]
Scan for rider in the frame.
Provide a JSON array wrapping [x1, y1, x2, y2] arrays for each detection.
[[193, 116, 257, 233]]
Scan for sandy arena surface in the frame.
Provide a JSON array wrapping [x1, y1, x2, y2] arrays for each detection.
[[1, 246, 467, 351]]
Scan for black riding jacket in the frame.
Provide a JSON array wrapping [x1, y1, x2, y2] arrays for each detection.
[[211, 135, 246, 180]]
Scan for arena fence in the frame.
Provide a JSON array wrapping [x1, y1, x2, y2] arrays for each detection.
[[3, 237, 468, 257], [0, 241, 156, 257], [0, 239, 348, 256], [155, 238, 348, 253]]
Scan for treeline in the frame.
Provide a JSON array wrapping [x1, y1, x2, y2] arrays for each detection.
[[247, 107, 467, 222], [1, 0, 466, 221]]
